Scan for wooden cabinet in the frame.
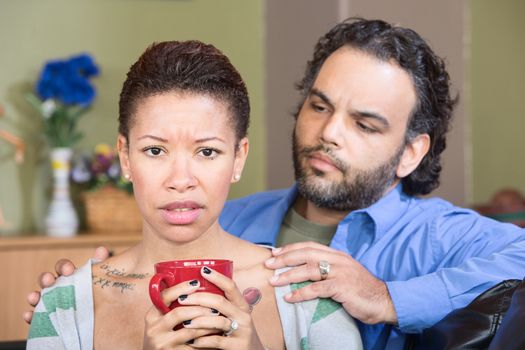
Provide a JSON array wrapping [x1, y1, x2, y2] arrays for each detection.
[[0, 234, 141, 341]]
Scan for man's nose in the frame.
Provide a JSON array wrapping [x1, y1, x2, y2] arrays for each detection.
[[319, 112, 345, 148]]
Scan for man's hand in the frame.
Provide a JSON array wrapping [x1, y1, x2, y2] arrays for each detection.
[[264, 242, 397, 325], [22, 246, 110, 324]]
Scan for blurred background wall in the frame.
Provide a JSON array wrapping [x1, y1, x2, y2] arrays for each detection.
[[1, 0, 524, 234], [0, 0, 266, 234], [470, 0, 525, 203]]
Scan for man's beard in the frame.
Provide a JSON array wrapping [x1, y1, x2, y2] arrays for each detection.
[[292, 133, 404, 211]]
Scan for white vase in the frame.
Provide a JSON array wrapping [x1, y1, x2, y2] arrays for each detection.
[[45, 147, 79, 237]]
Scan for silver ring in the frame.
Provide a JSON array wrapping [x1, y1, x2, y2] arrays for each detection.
[[319, 260, 330, 280], [224, 318, 239, 336]]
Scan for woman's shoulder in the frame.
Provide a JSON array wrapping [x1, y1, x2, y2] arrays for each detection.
[[227, 233, 273, 264], [230, 243, 285, 349], [231, 240, 274, 301], [224, 233, 271, 280]]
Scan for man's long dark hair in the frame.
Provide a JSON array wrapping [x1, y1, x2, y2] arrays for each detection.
[[295, 18, 458, 196]]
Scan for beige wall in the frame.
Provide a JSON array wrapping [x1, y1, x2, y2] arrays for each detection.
[[265, 0, 468, 206], [3, 1, 524, 234], [0, 0, 265, 234], [265, 1, 340, 190], [470, 0, 525, 203]]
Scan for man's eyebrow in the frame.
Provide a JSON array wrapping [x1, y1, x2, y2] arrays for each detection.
[[309, 88, 334, 108], [310, 87, 390, 128], [352, 110, 390, 128]]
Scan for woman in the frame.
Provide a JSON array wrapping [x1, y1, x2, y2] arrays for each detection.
[[27, 41, 361, 350]]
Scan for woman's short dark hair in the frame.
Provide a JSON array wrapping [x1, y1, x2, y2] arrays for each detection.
[[119, 40, 250, 146], [296, 18, 458, 196]]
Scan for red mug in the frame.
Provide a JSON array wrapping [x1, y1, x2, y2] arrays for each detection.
[[149, 259, 233, 315]]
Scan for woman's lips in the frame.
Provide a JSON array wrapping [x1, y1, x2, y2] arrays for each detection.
[[160, 201, 203, 225]]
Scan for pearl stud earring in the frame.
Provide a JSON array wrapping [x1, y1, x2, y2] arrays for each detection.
[[233, 174, 241, 181]]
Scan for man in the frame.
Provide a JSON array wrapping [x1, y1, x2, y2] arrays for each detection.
[[27, 18, 525, 349]]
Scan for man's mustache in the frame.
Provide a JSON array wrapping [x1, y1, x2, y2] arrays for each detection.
[[298, 144, 348, 172]]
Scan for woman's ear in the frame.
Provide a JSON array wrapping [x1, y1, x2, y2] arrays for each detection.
[[396, 133, 430, 179], [232, 137, 249, 183], [117, 135, 131, 181]]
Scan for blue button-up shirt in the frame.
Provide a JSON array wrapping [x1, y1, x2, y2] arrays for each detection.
[[219, 184, 525, 350]]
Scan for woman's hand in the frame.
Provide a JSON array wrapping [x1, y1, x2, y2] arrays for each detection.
[[143, 279, 220, 349], [177, 266, 266, 350]]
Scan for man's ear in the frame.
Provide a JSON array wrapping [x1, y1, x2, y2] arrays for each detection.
[[117, 135, 131, 180], [396, 134, 430, 178], [231, 137, 249, 183]]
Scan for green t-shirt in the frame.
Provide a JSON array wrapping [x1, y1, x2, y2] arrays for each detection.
[[276, 207, 338, 247]]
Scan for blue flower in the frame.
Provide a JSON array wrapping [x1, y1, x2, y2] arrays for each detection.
[[27, 52, 100, 147], [35, 53, 99, 106], [69, 53, 99, 77]]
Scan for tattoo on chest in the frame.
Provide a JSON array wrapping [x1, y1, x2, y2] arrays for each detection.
[[92, 275, 135, 293], [99, 263, 150, 279], [92, 264, 150, 293], [243, 287, 262, 311]]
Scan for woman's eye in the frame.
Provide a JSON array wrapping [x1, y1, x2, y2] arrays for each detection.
[[145, 147, 163, 156], [199, 148, 217, 158], [198, 148, 222, 159]]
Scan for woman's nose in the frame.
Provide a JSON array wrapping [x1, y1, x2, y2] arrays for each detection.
[[164, 158, 197, 192]]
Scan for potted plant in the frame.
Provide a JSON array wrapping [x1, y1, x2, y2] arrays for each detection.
[[26, 53, 100, 237], [71, 144, 141, 234]]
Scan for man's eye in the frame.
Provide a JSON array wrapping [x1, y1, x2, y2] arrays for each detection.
[[310, 102, 326, 113], [356, 121, 377, 133], [145, 147, 162, 156]]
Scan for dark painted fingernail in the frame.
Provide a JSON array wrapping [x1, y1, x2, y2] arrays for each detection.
[[189, 279, 199, 286], [183, 320, 191, 326], [211, 308, 219, 314], [179, 294, 188, 301], [186, 339, 194, 344], [202, 267, 211, 274]]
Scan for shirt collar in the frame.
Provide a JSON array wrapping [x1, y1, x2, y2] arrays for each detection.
[[360, 183, 412, 240], [287, 182, 411, 241], [238, 184, 299, 246]]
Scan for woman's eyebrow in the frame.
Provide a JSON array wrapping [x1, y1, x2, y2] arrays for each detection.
[[137, 135, 227, 144], [137, 135, 168, 142], [195, 137, 226, 144]]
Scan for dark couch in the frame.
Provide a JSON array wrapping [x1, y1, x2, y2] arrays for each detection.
[[406, 277, 525, 350]]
